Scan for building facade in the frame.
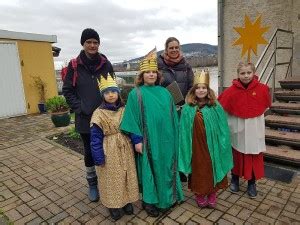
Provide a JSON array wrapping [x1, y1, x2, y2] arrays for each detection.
[[218, 0, 300, 89], [0, 29, 58, 118]]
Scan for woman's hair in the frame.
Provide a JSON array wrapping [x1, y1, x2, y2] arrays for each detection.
[[165, 37, 180, 51], [135, 71, 162, 86], [237, 61, 256, 74], [185, 84, 216, 106]]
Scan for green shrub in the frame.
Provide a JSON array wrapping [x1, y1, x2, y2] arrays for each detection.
[[46, 96, 69, 113], [68, 126, 81, 139]]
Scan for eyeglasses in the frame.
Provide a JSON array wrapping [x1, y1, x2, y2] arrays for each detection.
[[85, 40, 99, 45]]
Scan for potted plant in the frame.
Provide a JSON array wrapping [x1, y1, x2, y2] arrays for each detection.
[[32, 76, 47, 113], [46, 96, 71, 127]]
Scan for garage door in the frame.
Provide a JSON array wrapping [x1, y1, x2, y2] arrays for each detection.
[[0, 42, 27, 118]]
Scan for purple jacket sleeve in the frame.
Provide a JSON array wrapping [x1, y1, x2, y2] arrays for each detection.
[[90, 124, 105, 165], [130, 133, 143, 145]]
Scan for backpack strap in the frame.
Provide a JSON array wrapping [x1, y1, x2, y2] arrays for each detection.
[[71, 58, 78, 86]]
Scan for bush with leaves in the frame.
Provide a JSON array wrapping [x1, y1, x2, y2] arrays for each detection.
[[68, 126, 81, 139], [46, 96, 69, 113]]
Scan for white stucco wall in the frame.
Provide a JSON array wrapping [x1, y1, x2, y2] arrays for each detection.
[[220, 0, 299, 88]]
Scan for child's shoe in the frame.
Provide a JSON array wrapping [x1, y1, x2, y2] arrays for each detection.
[[142, 202, 159, 217], [123, 203, 134, 215], [207, 192, 217, 208], [247, 179, 257, 199], [229, 174, 239, 193], [108, 208, 122, 221], [196, 194, 207, 208]]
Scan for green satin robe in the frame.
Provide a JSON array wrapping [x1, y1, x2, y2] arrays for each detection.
[[120, 85, 184, 209], [178, 101, 233, 186]]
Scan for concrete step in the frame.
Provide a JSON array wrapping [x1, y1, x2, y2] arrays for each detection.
[[265, 115, 300, 130], [264, 145, 300, 167], [265, 128, 300, 148], [270, 102, 300, 115], [279, 76, 300, 89], [274, 90, 300, 102]]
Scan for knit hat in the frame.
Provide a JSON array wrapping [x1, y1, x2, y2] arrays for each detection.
[[80, 28, 100, 45]]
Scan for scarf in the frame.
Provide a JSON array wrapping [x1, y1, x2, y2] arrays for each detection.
[[79, 50, 102, 73], [162, 51, 184, 66], [99, 100, 123, 111]]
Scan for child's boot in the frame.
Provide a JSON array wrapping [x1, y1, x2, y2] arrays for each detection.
[[86, 166, 100, 202], [196, 194, 207, 208], [247, 178, 257, 199], [207, 192, 217, 208], [108, 208, 122, 221], [230, 174, 239, 193]]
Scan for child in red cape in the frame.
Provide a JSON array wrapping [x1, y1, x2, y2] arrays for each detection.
[[218, 62, 271, 198]]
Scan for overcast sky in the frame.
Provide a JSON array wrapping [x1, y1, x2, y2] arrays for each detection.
[[0, 0, 217, 65]]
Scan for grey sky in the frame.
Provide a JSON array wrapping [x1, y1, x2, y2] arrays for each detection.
[[0, 0, 217, 65]]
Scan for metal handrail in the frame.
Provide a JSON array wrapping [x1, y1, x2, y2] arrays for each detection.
[[264, 67, 275, 85], [258, 50, 275, 81], [256, 28, 294, 102], [255, 29, 277, 70], [284, 56, 293, 79], [256, 28, 293, 75]]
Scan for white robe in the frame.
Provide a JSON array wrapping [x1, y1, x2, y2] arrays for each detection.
[[227, 114, 266, 154]]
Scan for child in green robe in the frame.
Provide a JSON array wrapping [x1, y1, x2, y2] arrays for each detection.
[[120, 54, 184, 217], [178, 70, 233, 208]]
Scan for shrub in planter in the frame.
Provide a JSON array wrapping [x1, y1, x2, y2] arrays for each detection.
[[46, 96, 71, 127]]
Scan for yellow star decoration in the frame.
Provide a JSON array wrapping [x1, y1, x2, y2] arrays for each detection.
[[233, 15, 269, 62]]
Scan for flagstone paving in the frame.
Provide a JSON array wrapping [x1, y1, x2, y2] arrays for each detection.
[[0, 114, 299, 224]]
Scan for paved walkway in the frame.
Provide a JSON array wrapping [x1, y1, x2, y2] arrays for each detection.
[[0, 114, 299, 224]]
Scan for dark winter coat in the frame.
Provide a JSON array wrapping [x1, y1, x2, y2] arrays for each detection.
[[158, 55, 194, 101], [62, 51, 114, 133]]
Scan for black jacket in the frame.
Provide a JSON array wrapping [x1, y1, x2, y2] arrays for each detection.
[[158, 55, 194, 100], [62, 51, 114, 133]]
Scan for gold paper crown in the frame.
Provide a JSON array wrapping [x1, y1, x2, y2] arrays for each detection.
[[139, 47, 158, 72], [139, 58, 158, 72], [194, 70, 210, 86], [98, 73, 118, 92]]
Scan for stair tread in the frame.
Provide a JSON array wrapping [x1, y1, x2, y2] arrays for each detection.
[[275, 90, 300, 96], [279, 76, 300, 83], [265, 115, 300, 125], [264, 145, 300, 162], [271, 102, 300, 110], [265, 129, 300, 141]]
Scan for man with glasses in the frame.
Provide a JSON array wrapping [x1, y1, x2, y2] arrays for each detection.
[[63, 28, 114, 202]]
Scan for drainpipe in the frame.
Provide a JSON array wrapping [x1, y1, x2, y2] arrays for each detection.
[[218, 0, 224, 93]]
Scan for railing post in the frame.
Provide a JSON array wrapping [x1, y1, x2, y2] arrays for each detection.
[[291, 35, 294, 77], [272, 36, 277, 103]]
